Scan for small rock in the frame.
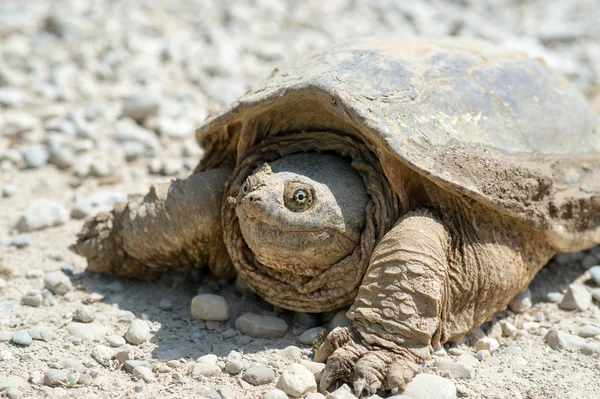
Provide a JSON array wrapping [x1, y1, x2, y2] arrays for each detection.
[[277, 363, 317, 397], [191, 294, 229, 321], [546, 292, 564, 303], [133, 366, 155, 382], [2, 183, 17, 198], [578, 324, 600, 338], [475, 350, 491, 361], [277, 345, 303, 361], [504, 345, 522, 354], [48, 146, 75, 169], [306, 394, 326, 399], [560, 284, 592, 311], [15, 200, 69, 232], [61, 358, 86, 373], [235, 313, 288, 338], [326, 384, 356, 399], [125, 319, 150, 345], [106, 334, 126, 347], [263, 389, 289, 399], [161, 159, 180, 176], [435, 358, 475, 379], [74, 306, 95, 323], [22, 144, 49, 169], [122, 94, 159, 121], [21, 292, 43, 307], [124, 360, 150, 373], [589, 265, 600, 285], [6, 388, 23, 399], [399, 373, 457, 399], [299, 360, 325, 383], [158, 298, 173, 311], [92, 345, 114, 366], [328, 310, 350, 330], [243, 364, 276, 385], [545, 329, 586, 350], [0, 331, 12, 342], [167, 360, 180, 368], [191, 362, 221, 378], [67, 322, 107, 341], [447, 348, 464, 356], [43, 271, 73, 295], [474, 337, 499, 353], [44, 369, 67, 387], [299, 327, 326, 345], [225, 359, 244, 375], [28, 326, 53, 341], [508, 289, 532, 313], [500, 320, 518, 337], [134, 379, 145, 392], [457, 353, 479, 368], [0, 349, 13, 361], [11, 331, 32, 346]]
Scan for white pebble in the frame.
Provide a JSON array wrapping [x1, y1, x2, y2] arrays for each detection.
[[474, 337, 499, 353], [74, 306, 95, 323], [243, 364, 276, 385], [15, 200, 69, 232], [133, 366, 155, 382], [44, 369, 67, 386], [125, 319, 150, 345], [435, 358, 475, 379], [401, 374, 457, 399], [263, 389, 289, 399], [508, 289, 532, 313], [106, 334, 126, 347], [276, 363, 317, 397], [560, 284, 592, 311], [11, 331, 32, 346], [545, 329, 586, 350]]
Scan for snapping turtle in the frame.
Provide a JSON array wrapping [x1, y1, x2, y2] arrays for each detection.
[[73, 37, 600, 394]]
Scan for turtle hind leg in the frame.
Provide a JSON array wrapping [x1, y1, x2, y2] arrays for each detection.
[[71, 167, 234, 280]]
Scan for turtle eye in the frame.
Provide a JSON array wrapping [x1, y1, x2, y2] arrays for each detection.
[[285, 184, 313, 212]]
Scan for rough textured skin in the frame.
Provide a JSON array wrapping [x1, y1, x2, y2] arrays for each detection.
[[72, 37, 600, 395], [72, 168, 233, 279], [236, 153, 368, 274]]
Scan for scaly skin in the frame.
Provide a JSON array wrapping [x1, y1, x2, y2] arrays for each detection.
[[317, 190, 556, 395], [71, 168, 233, 279]]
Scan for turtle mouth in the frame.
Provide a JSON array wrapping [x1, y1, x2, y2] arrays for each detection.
[[222, 131, 402, 312]]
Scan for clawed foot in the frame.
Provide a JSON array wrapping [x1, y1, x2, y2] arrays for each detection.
[[315, 327, 420, 396]]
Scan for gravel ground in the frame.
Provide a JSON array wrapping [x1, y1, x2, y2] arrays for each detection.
[[1, 1, 599, 398]]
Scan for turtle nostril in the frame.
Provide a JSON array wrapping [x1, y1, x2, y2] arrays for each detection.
[[248, 195, 260, 203]]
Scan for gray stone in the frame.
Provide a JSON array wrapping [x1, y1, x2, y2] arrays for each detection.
[[28, 326, 53, 341], [15, 200, 69, 232], [158, 298, 173, 311], [11, 331, 32, 346], [48, 146, 75, 169], [560, 284, 592, 311], [545, 329, 586, 350], [122, 94, 159, 120], [133, 366, 155, 382], [74, 306, 95, 323], [546, 292, 564, 303], [125, 319, 150, 345], [21, 292, 42, 307], [263, 389, 288, 399], [71, 192, 126, 219], [22, 144, 49, 169], [299, 327, 327, 345], [44, 271, 73, 295], [276, 363, 317, 397], [191, 362, 221, 377], [235, 313, 288, 338], [124, 360, 150, 372], [328, 310, 350, 330], [92, 345, 114, 366], [508, 289, 532, 313], [589, 265, 600, 285], [106, 334, 126, 347], [225, 359, 244, 374], [578, 324, 600, 338], [243, 364, 276, 385], [434, 358, 475, 379], [396, 373, 457, 399], [44, 369, 67, 387], [581, 343, 600, 355], [67, 322, 107, 341], [191, 294, 229, 321]]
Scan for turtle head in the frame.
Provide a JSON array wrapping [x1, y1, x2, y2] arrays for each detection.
[[235, 152, 368, 275]]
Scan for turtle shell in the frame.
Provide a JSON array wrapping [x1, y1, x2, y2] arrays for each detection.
[[196, 36, 600, 251]]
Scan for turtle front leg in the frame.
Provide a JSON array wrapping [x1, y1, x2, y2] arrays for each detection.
[[316, 209, 450, 395], [71, 168, 234, 279]]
